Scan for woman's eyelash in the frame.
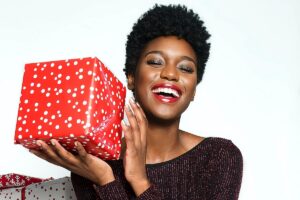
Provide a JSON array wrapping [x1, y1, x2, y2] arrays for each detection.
[[179, 65, 194, 73], [146, 60, 194, 73], [147, 59, 163, 65]]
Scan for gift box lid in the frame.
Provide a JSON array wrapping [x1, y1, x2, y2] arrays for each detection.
[[0, 173, 53, 189]]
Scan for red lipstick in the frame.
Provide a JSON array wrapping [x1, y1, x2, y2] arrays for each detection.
[[151, 83, 182, 103]]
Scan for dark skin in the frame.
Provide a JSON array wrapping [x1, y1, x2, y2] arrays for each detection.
[[127, 36, 204, 164], [30, 36, 204, 197]]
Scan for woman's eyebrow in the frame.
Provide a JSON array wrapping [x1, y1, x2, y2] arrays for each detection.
[[181, 56, 197, 66], [144, 51, 163, 57]]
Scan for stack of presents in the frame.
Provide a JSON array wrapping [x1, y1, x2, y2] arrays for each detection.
[[0, 57, 126, 199]]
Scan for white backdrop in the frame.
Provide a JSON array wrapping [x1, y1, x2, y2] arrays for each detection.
[[0, 0, 299, 199]]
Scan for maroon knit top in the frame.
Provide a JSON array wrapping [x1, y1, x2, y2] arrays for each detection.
[[71, 137, 243, 200]]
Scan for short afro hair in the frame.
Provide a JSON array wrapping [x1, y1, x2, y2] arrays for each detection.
[[124, 4, 211, 84]]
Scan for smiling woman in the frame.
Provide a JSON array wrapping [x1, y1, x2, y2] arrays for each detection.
[[30, 4, 243, 200]]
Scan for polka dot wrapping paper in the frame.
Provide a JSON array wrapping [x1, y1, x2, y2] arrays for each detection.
[[14, 57, 126, 160]]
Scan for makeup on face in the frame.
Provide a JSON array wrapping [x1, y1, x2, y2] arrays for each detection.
[[132, 36, 197, 121]]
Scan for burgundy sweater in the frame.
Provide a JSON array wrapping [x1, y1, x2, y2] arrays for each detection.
[[71, 137, 243, 200]]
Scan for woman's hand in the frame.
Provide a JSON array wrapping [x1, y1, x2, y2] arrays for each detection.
[[29, 139, 114, 186], [121, 98, 150, 196]]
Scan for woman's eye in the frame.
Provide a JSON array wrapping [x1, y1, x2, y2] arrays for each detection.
[[179, 65, 194, 73], [146, 59, 163, 65]]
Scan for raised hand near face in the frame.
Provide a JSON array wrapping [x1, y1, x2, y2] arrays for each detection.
[[121, 98, 151, 196], [29, 139, 115, 186]]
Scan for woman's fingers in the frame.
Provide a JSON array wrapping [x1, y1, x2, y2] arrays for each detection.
[[75, 141, 88, 161], [129, 98, 146, 126], [128, 98, 148, 146], [121, 120, 135, 152], [37, 140, 62, 161], [49, 139, 78, 166], [30, 141, 62, 166], [32, 139, 81, 170], [125, 104, 139, 134], [29, 149, 50, 161]]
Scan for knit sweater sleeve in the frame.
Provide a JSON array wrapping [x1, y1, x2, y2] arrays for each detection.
[[94, 182, 162, 200], [208, 140, 243, 200], [71, 172, 162, 200], [135, 184, 162, 199], [93, 180, 129, 199]]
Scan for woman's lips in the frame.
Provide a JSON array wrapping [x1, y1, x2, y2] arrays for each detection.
[[151, 83, 182, 103]]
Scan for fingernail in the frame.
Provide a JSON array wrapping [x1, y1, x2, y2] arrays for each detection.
[[126, 104, 131, 111], [121, 120, 128, 126], [136, 102, 141, 108], [50, 139, 55, 146], [130, 97, 135, 104], [74, 141, 78, 147], [36, 140, 42, 146]]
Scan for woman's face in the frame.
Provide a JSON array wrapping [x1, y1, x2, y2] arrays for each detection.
[[128, 36, 197, 122]]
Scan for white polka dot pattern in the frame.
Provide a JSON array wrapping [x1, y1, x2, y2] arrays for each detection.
[[14, 57, 126, 160]]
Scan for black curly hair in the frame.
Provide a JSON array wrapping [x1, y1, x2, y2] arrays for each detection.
[[124, 4, 211, 84]]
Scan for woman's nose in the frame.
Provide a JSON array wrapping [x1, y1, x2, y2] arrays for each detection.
[[160, 64, 179, 81]]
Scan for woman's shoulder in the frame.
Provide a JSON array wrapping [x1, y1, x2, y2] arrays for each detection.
[[204, 136, 240, 149], [182, 131, 240, 152], [200, 137, 243, 165], [207, 137, 241, 152], [182, 132, 242, 160]]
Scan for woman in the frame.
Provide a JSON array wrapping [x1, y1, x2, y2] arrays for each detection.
[[30, 4, 243, 199]]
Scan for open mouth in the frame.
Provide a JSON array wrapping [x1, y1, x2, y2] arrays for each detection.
[[152, 88, 180, 98], [151, 84, 182, 103]]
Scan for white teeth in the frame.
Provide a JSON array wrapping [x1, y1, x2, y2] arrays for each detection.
[[152, 87, 180, 97]]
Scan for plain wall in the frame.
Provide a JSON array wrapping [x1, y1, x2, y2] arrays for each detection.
[[0, 0, 299, 199]]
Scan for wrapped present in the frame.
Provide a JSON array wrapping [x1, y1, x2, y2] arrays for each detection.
[[25, 177, 76, 200], [15, 57, 126, 160], [0, 173, 52, 200]]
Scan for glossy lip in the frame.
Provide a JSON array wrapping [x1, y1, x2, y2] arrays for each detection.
[[151, 83, 182, 103]]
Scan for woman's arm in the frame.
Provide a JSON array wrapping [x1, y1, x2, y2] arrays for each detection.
[[208, 140, 243, 200], [31, 98, 164, 199], [92, 99, 163, 199], [71, 172, 162, 200], [121, 99, 151, 196]]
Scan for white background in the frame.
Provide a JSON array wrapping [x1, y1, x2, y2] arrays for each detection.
[[0, 0, 299, 199]]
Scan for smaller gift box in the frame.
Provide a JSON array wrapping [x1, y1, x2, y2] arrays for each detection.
[[0, 173, 52, 200], [14, 57, 126, 160]]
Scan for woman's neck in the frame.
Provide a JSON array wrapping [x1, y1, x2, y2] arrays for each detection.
[[145, 120, 185, 164]]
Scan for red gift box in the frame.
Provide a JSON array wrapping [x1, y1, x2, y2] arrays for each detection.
[[15, 57, 126, 160]]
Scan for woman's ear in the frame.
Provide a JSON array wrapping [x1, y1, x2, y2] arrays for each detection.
[[127, 74, 135, 90]]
